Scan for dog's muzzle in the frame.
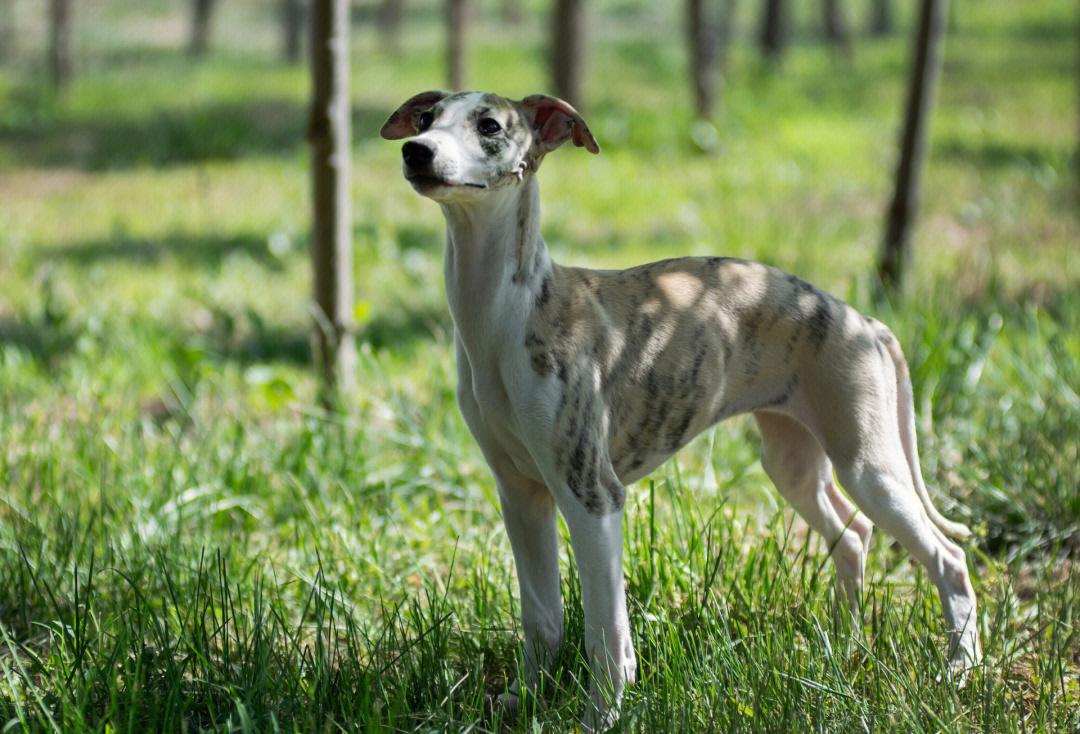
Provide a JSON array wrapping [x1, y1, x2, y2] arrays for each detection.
[[402, 140, 435, 172]]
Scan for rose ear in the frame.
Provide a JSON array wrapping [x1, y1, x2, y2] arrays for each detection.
[[380, 90, 448, 140], [519, 94, 599, 155]]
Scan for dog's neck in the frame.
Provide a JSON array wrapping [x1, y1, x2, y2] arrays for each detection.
[[439, 173, 550, 352]]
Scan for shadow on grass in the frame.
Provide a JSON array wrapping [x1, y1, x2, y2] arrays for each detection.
[[0, 315, 79, 370], [0, 92, 389, 170], [0, 302, 446, 371], [41, 232, 276, 268], [39, 222, 444, 268], [214, 303, 447, 367], [935, 137, 1065, 170]]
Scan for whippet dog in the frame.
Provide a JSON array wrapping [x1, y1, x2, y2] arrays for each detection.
[[381, 90, 981, 731]]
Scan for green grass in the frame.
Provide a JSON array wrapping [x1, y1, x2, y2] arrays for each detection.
[[1, 0, 1079, 731]]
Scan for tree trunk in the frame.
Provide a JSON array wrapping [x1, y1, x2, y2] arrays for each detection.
[[688, 0, 719, 119], [379, 0, 404, 50], [282, 0, 306, 63], [49, 0, 72, 88], [879, 0, 948, 294], [0, 0, 15, 62], [823, 0, 849, 46], [760, 0, 786, 61], [869, 0, 892, 36], [309, 0, 356, 392], [502, 0, 524, 26], [553, 0, 586, 110], [447, 0, 468, 90], [190, 0, 215, 56]]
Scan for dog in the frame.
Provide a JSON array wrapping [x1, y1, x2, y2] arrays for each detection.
[[381, 90, 981, 731]]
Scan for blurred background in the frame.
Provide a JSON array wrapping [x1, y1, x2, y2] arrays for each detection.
[[2, 0, 1076, 394], [0, 1, 1078, 730]]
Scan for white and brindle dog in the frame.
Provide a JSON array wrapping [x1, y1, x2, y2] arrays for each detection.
[[381, 90, 981, 730]]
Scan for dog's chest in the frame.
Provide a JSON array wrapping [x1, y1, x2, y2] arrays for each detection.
[[470, 371, 512, 432], [456, 333, 548, 470]]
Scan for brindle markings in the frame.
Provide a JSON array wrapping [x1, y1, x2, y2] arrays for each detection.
[[619, 365, 672, 473], [806, 295, 833, 351], [740, 306, 767, 384], [660, 329, 710, 450], [536, 273, 551, 308], [758, 373, 799, 411], [511, 191, 532, 283], [555, 371, 617, 514], [524, 272, 568, 378]]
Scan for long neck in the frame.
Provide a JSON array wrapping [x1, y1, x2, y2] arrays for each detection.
[[440, 175, 550, 347]]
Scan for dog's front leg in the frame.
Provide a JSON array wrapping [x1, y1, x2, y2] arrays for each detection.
[[494, 470, 564, 711], [559, 498, 635, 733], [453, 342, 564, 712]]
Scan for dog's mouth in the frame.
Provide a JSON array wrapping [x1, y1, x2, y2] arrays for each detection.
[[405, 172, 486, 190]]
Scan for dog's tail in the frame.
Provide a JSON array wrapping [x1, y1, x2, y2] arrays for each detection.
[[880, 326, 972, 540]]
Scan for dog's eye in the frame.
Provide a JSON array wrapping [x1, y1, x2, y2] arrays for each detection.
[[417, 111, 434, 132], [478, 118, 501, 136]]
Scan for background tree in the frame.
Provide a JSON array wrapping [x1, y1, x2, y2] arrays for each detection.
[[869, 0, 892, 36], [687, 0, 735, 119], [379, 0, 404, 51], [879, 0, 949, 293], [760, 0, 786, 61], [553, 0, 586, 110], [502, 0, 524, 26], [823, 0, 850, 48], [0, 0, 14, 62], [49, 0, 73, 88], [189, 0, 216, 56], [447, 0, 469, 90], [309, 0, 356, 391], [282, 0, 306, 63]]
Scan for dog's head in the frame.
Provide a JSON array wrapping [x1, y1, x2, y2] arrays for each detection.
[[381, 91, 598, 201]]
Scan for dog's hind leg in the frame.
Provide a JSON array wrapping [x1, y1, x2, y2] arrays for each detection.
[[756, 410, 870, 609], [832, 454, 981, 670], [820, 346, 981, 671]]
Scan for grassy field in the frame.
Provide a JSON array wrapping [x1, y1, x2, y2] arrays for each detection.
[[1, 0, 1078, 731]]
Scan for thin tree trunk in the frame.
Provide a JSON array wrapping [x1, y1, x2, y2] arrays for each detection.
[[718, 0, 736, 53], [282, 0, 306, 63], [879, 0, 949, 294], [447, 0, 468, 90], [309, 0, 356, 392], [379, 0, 404, 50], [502, 0, 524, 26], [553, 0, 586, 110], [0, 0, 15, 62], [49, 0, 72, 88], [869, 0, 892, 36], [688, 0, 719, 119], [760, 0, 786, 61], [824, 0, 849, 46], [190, 0, 215, 56]]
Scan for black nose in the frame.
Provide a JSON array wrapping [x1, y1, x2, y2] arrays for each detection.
[[402, 141, 434, 170]]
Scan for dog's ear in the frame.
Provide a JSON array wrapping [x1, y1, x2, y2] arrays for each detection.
[[381, 91, 448, 140], [519, 94, 599, 155]]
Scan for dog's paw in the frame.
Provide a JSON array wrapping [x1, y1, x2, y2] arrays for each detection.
[[482, 690, 520, 724], [582, 703, 621, 734], [938, 629, 981, 687], [623, 637, 637, 687]]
